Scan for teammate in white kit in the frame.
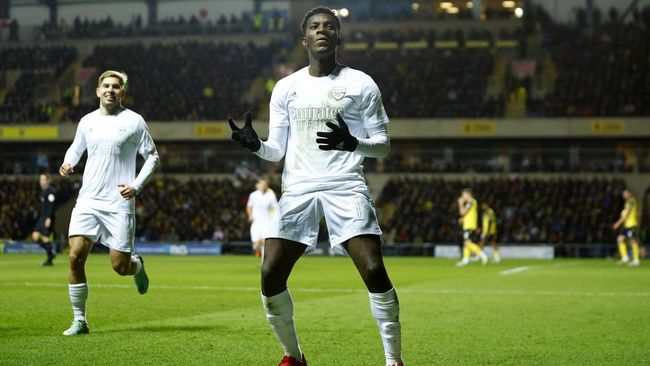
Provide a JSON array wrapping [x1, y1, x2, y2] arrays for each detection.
[[59, 70, 160, 336], [247, 178, 279, 257], [229, 7, 403, 366]]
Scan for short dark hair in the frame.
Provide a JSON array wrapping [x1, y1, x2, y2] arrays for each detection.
[[300, 6, 341, 35]]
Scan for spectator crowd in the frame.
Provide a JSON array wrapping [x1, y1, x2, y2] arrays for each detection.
[[1, 4, 650, 122], [1, 176, 642, 248], [60, 40, 288, 122], [378, 176, 629, 245]]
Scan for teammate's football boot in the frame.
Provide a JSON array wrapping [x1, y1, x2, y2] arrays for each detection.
[[278, 353, 307, 366], [62, 320, 90, 336], [133, 255, 149, 294]]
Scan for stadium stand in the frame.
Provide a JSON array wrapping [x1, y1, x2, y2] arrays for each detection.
[[341, 47, 503, 118], [134, 177, 269, 242], [2, 5, 649, 123], [60, 40, 287, 122], [536, 6, 650, 117], [2, 175, 637, 248], [0, 46, 77, 123], [0, 177, 79, 240], [377, 176, 628, 246], [37, 11, 288, 40]]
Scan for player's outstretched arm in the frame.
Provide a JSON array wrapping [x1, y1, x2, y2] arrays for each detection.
[[229, 111, 288, 162], [229, 111, 261, 152]]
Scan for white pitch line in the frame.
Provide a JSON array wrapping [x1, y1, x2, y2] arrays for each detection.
[[499, 262, 582, 276], [2, 281, 650, 298], [499, 266, 535, 276]]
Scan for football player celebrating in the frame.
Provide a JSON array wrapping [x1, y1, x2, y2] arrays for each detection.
[[59, 70, 159, 335], [228, 7, 403, 366]]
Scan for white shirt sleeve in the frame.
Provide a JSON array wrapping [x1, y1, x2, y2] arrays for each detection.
[[130, 118, 160, 193], [356, 124, 390, 158], [254, 125, 288, 162], [63, 121, 87, 167], [355, 76, 390, 158], [254, 80, 289, 162], [360, 78, 390, 128]]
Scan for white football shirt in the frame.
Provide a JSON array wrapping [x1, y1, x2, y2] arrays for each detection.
[[64, 108, 158, 213], [269, 65, 389, 194], [247, 189, 278, 224]]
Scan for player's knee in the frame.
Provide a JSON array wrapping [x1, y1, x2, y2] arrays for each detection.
[[260, 261, 276, 282], [112, 261, 130, 276], [362, 261, 387, 283], [260, 259, 287, 286], [68, 251, 85, 269]]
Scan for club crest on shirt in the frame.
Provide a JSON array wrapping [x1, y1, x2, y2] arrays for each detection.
[[331, 86, 346, 101]]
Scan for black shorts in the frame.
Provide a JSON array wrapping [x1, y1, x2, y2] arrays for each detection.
[[33, 217, 53, 236], [619, 227, 638, 240], [463, 229, 479, 242], [482, 233, 497, 242]]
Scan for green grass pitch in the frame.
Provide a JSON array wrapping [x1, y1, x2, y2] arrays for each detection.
[[1, 254, 649, 365]]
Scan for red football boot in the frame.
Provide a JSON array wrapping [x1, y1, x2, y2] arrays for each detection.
[[278, 353, 307, 366]]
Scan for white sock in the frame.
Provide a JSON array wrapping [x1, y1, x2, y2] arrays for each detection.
[[369, 288, 402, 366], [68, 283, 88, 322], [262, 289, 302, 359], [131, 256, 143, 274]]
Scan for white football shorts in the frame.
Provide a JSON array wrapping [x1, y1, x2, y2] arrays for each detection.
[[272, 188, 382, 248], [250, 220, 278, 242], [68, 205, 135, 253]]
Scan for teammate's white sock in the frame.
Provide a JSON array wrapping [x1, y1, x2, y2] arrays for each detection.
[[262, 289, 302, 359], [131, 256, 143, 274], [68, 283, 88, 322], [369, 288, 402, 366]]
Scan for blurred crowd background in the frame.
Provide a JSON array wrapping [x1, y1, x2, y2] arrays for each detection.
[[0, 0, 648, 252]]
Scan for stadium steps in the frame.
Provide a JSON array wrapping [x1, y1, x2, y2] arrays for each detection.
[[48, 60, 81, 123], [51, 106, 67, 124], [487, 56, 509, 97], [541, 55, 557, 94], [48, 60, 80, 102], [252, 39, 306, 121], [505, 86, 526, 118], [0, 70, 22, 104], [247, 75, 271, 121]]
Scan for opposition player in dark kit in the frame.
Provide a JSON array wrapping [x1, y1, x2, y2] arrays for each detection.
[[32, 173, 57, 266]]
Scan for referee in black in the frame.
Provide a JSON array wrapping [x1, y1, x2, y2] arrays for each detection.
[[32, 173, 57, 266]]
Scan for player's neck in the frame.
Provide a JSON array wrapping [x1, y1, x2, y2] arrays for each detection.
[[308, 56, 338, 77], [100, 104, 124, 116]]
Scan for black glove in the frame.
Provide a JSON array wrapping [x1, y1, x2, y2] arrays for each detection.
[[316, 113, 358, 152], [228, 111, 261, 152]]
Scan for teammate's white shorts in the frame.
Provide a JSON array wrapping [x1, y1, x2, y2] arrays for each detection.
[[68, 206, 135, 253], [250, 220, 278, 243], [273, 188, 382, 248]]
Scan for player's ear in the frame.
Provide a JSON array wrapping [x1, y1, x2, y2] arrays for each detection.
[[337, 37, 342, 46], [301, 36, 307, 47], [95, 87, 101, 98]]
